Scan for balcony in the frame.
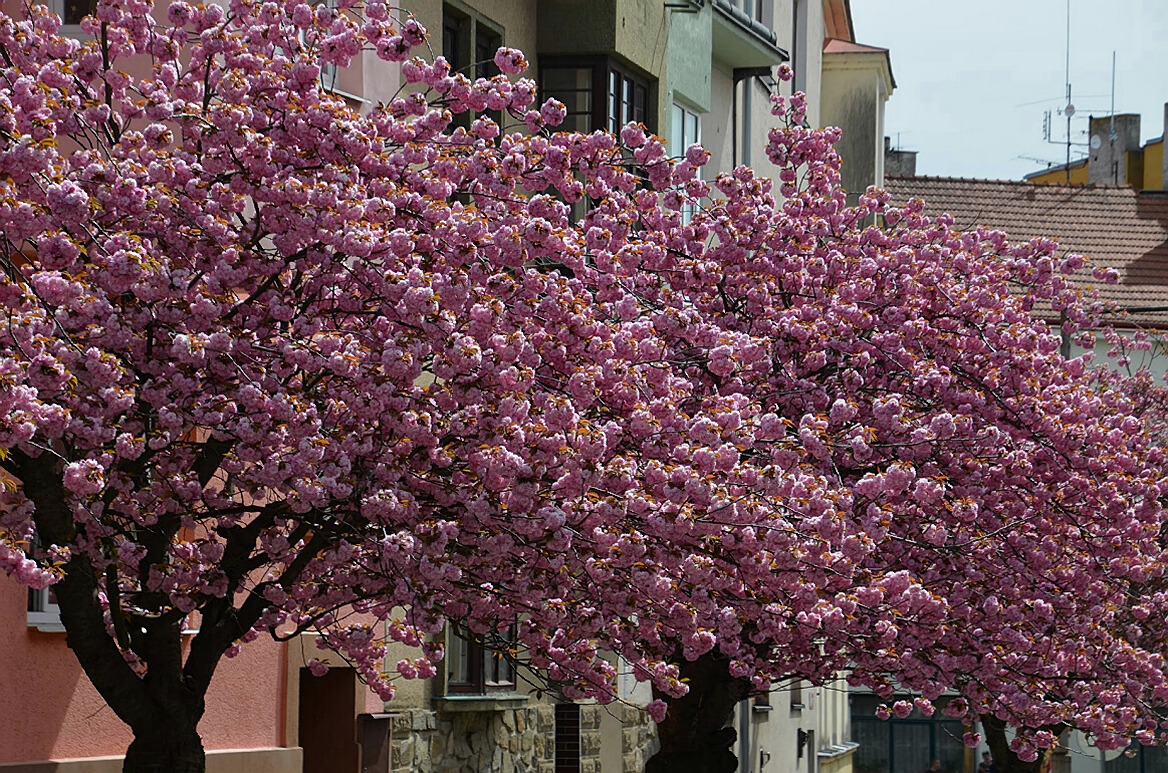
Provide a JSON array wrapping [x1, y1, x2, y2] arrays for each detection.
[[710, 0, 787, 68]]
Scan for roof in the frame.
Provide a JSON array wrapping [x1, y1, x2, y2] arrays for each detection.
[[822, 0, 855, 42], [821, 38, 896, 90], [882, 175, 1168, 328], [823, 38, 888, 55]]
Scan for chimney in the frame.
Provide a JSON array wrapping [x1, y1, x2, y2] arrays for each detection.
[[1088, 113, 1141, 185], [884, 136, 918, 177]]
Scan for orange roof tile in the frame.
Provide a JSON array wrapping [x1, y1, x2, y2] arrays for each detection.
[[883, 175, 1168, 328]]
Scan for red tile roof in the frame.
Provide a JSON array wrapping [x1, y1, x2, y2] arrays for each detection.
[[883, 175, 1168, 328]]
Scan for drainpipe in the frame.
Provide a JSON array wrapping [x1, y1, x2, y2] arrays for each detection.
[[738, 699, 751, 773], [732, 66, 772, 167]]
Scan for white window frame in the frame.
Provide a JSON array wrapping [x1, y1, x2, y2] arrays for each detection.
[[671, 101, 702, 158], [28, 585, 64, 633], [671, 101, 703, 223], [45, 0, 93, 38]]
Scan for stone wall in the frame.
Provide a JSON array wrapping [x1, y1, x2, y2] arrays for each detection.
[[391, 706, 554, 772], [619, 705, 658, 773], [389, 703, 652, 773]]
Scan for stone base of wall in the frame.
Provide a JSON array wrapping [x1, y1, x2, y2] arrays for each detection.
[[0, 747, 302, 773], [618, 705, 658, 773], [391, 702, 642, 773]]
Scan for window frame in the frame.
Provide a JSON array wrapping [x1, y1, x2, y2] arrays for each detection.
[[445, 623, 517, 696], [441, 1, 504, 79], [28, 584, 64, 633], [46, 0, 95, 37], [540, 56, 655, 135], [670, 101, 702, 158]]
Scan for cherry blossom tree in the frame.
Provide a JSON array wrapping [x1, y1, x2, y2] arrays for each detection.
[[3, 0, 1168, 771]]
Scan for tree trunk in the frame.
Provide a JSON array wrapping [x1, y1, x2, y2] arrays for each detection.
[[644, 652, 753, 773], [982, 716, 1045, 773], [123, 721, 207, 773]]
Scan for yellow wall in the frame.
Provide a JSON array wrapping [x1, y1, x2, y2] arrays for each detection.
[[1027, 139, 1164, 189], [1145, 139, 1163, 190], [1027, 160, 1088, 185]]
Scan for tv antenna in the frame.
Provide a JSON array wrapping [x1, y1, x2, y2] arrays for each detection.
[[1062, 0, 1074, 182]]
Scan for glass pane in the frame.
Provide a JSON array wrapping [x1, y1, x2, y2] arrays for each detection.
[[893, 723, 932, 773], [1105, 749, 1140, 773], [442, 15, 468, 73], [853, 720, 891, 773], [553, 91, 592, 114], [1143, 745, 1168, 773], [560, 113, 592, 133], [623, 78, 634, 125], [476, 31, 502, 79], [543, 67, 592, 91], [936, 723, 967, 773], [609, 71, 619, 132], [671, 104, 683, 155], [64, 0, 94, 24], [687, 111, 700, 146], [447, 631, 469, 683]]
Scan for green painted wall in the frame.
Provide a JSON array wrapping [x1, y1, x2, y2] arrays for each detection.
[[666, 5, 712, 113]]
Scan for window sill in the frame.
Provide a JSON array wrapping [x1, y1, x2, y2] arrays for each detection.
[[27, 614, 65, 633], [818, 742, 859, 761], [435, 694, 529, 713]]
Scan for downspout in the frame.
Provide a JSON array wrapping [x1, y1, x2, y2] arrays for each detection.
[[733, 67, 773, 168], [738, 699, 751, 772], [791, 0, 799, 92]]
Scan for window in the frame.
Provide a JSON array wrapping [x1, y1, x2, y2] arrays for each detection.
[[47, 0, 95, 30], [442, 2, 502, 78], [315, 0, 339, 93], [554, 704, 582, 773], [672, 102, 703, 221], [446, 624, 516, 694], [442, 2, 503, 129], [541, 57, 653, 134], [790, 678, 805, 710], [607, 65, 648, 133], [671, 102, 701, 157], [28, 584, 63, 633]]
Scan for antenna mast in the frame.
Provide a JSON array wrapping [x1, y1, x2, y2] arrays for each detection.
[[1064, 0, 1074, 183]]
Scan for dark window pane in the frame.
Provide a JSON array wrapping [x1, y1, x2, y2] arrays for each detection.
[[612, 70, 621, 131], [442, 12, 469, 73], [475, 30, 501, 80], [64, 0, 95, 24], [543, 67, 592, 91], [853, 720, 891, 773], [892, 723, 931, 773], [554, 704, 582, 773], [560, 113, 592, 133], [552, 91, 592, 114]]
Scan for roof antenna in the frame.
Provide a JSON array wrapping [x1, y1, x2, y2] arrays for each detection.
[[1109, 49, 1117, 184], [1063, 0, 1075, 183]]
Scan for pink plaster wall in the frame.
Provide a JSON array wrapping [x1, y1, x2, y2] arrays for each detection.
[[0, 579, 288, 764]]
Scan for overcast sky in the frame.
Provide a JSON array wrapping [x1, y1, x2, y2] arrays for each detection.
[[848, 1, 1168, 181]]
